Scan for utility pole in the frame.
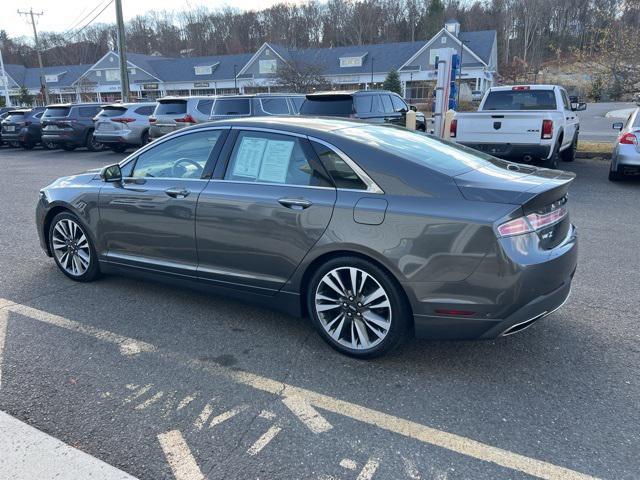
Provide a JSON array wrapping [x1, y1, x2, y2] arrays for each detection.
[[370, 57, 374, 89], [17, 8, 49, 105], [233, 64, 238, 93], [115, 0, 130, 102], [0, 43, 11, 107]]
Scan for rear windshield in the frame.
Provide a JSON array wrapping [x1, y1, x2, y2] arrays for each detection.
[[155, 100, 187, 115], [337, 125, 501, 176], [482, 90, 557, 110], [5, 112, 27, 122], [300, 97, 353, 115], [212, 98, 250, 115], [97, 107, 127, 118], [43, 107, 70, 118]]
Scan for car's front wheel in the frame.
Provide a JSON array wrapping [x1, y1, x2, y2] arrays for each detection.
[[42, 140, 57, 150], [307, 257, 410, 358], [49, 212, 100, 282]]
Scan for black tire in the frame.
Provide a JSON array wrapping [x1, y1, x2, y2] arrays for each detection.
[[306, 256, 410, 358], [86, 130, 102, 152], [141, 130, 149, 145], [48, 212, 100, 282], [62, 144, 76, 151], [608, 167, 624, 182], [8, 141, 20, 148], [561, 135, 577, 162], [542, 142, 560, 169], [22, 141, 35, 150], [42, 140, 57, 150], [110, 145, 128, 153]]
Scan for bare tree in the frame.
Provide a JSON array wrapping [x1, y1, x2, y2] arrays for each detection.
[[273, 57, 331, 93]]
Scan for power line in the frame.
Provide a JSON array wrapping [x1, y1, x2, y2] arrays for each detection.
[[62, 0, 111, 38], [66, 0, 114, 42]]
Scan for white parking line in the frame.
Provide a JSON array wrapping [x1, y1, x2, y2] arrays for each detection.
[[123, 384, 153, 403], [177, 395, 197, 411], [0, 299, 600, 480], [209, 405, 247, 428], [356, 458, 380, 480], [282, 395, 333, 433], [339, 458, 357, 470], [157, 430, 204, 480], [134, 391, 164, 410], [247, 425, 282, 456], [0, 310, 7, 389], [193, 402, 213, 430]]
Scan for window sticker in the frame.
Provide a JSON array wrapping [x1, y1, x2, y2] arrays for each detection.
[[232, 137, 268, 179], [257, 140, 295, 183]]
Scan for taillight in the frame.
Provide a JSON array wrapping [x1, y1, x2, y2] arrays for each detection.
[[175, 114, 196, 123], [149, 117, 157, 123], [497, 206, 568, 237], [512, 86, 530, 91], [619, 132, 637, 145], [541, 119, 553, 139], [449, 119, 457, 138], [112, 117, 135, 123]]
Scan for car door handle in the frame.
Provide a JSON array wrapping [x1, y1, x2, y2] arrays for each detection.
[[165, 187, 190, 199], [278, 198, 312, 210]]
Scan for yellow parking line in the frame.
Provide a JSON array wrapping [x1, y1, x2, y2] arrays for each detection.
[[157, 430, 204, 480], [0, 299, 600, 480]]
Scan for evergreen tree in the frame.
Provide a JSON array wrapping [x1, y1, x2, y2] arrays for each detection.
[[18, 86, 33, 106], [383, 69, 402, 95]]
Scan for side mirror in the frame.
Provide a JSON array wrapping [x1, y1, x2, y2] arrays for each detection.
[[612, 122, 624, 131], [571, 102, 587, 112], [409, 105, 417, 112], [100, 164, 122, 182]]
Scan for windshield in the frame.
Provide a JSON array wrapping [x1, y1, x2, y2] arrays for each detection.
[[337, 125, 504, 176], [43, 107, 71, 118], [300, 97, 353, 116], [483, 90, 557, 111], [212, 98, 250, 115], [155, 101, 187, 115]]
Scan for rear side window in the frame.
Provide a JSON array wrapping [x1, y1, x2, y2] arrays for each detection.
[[78, 106, 100, 118], [97, 107, 127, 118], [225, 131, 330, 187], [380, 95, 394, 113], [43, 107, 70, 118], [5, 113, 26, 122], [212, 98, 251, 115], [134, 105, 155, 116], [261, 98, 289, 114], [312, 142, 367, 190], [155, 101, 187, 115], [482, 90, 557, 110], [299, 97, 353, 116], [354, 95, 374, 114], [196, 99, 214, 115]]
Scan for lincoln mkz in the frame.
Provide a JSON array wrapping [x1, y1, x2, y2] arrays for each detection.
[[36, 117, 577, 357]]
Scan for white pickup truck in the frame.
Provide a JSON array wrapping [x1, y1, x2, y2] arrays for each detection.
[[450, 85, 586, 169]]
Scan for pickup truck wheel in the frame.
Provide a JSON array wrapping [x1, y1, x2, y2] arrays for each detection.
[[542, 144, 560, 169], [561, 136, 577, 162]]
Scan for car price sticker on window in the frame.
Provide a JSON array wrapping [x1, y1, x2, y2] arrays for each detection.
[[232, 137, 268, 179], [258, 140, 294, 184]]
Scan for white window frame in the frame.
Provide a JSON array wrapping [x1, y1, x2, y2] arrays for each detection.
[[440, 36, 447, 44], [105, 69, 120, 82], [194, 65, 213, 75], [45, 74, 59, 83], [259, 59, 277, 75], [340, 56, 363, 68]]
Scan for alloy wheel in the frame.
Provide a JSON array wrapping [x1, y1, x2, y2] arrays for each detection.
[[314, 267, 392, 350], [52, 218, 91, 276]]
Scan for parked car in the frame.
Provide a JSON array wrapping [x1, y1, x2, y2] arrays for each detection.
[[36, 117, 577, 358], [0, 110, 12, 146], [0, 107, 57, 150], [609, 107, 640, 181], [299, 90, 427, 131], [209, 93, 304, 120], [148, 96, 214, 140], [451, 85, 587, 169], [93, 102, 156, 153], [41, 103, 105, 151]]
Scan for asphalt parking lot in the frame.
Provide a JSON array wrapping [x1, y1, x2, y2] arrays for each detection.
[[0, 146, 639, 480]]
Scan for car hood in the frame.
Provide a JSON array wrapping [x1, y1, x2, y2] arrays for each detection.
[[453, 162, 575, 211]]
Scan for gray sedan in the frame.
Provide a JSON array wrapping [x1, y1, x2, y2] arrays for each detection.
[[610, 107, 640, 181], [36, 117, 578, 358]]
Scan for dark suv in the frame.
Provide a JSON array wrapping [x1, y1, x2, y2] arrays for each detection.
[[0, 107, 55, 149], [41, 103, 105, 151], [299, 90, 426, 131]]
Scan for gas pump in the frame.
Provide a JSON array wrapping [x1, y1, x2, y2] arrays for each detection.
[[432, 48, 460, 138]]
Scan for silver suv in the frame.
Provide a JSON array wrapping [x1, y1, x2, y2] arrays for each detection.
[[149, 96, 214, 140], [93, 102, 156, 153], [209, 93, 304, 120]]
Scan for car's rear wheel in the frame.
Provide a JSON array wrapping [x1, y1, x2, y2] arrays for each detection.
[[608, 167, 624, 182], [141, 130, 149, 145], [111, 144, 127, 153], [307, 257, 410, 358], [49, 212, 100, 282], [561, 135, 577, 162], [86, 131, 102, 152], [21, 140, 35, 150], [543, 143, 560, 169]]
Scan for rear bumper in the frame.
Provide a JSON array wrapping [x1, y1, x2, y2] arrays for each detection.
[[149, 125, 180, 139], [459, 142, 551, 162], [42, 130, 85, 146], [94, 132, 142, 145], [611, 145, 640, 171]]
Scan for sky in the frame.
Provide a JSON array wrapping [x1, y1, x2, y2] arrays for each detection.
[[0, 0, 294, 40]]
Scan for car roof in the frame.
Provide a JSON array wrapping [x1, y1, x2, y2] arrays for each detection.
[[45, 103, 105, 108], [103, 102, 156, 108], [187, 116, 369, 135], [488, 85, 559, 92], [215, 93, 304, 99], [306, 89, 398, 97], [157, 96, 212, 101]]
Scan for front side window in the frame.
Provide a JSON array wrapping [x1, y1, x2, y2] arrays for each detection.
[[354, 95, 373, 114], [391, 95, 407, 112], [78, 106, 100, 118], [131, 130, 222, 179], [312, 142, 367, 190], [380, 94, 394, 113], [225, 131, 329, 187]]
